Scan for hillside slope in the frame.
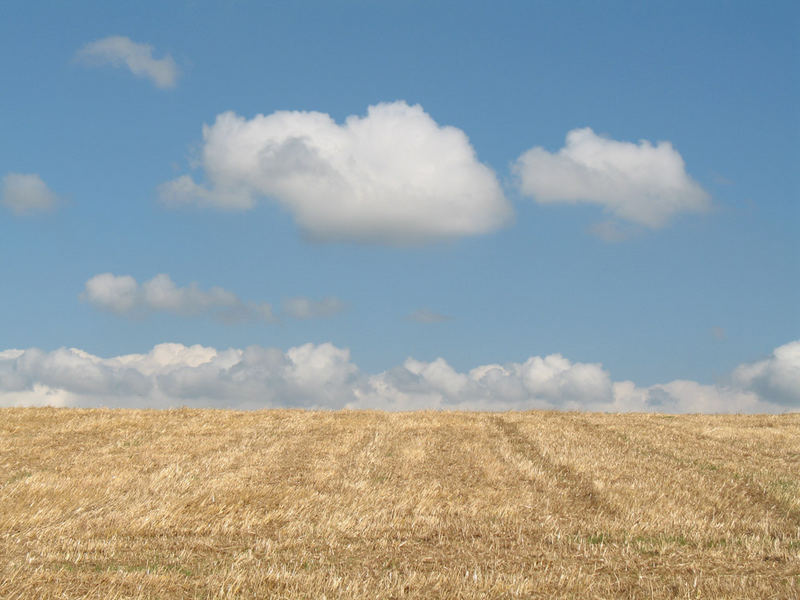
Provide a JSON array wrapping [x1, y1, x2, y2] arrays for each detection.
[[1, 409, 798, 599]]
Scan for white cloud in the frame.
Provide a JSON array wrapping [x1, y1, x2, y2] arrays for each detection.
[[83, 273, 139, 313], [3, 341, 795, 412], [82, 273, 346, 323], [731, 341, 800, 406], [159, 101, 512, 244], [514, 128, 710, 228], [0, 343, 360, 409], [353, 353, 614, 411], [408, 308, 452, 323], [283, 297, 346, 319], [141, 274, 240, 315], [609, 341, 800, 412], [611, 380, 764, 414], [82, 273, 275, 322], [588, 220, 638, 242], [1, 173, 59, 215], [76, 36, 178, 89]]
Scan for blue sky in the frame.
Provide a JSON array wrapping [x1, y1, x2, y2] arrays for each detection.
[[1, 0, 798, 411]]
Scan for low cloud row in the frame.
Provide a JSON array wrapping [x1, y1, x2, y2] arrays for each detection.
[[0, 340, 797, 412], [83, 273, 344, 322]]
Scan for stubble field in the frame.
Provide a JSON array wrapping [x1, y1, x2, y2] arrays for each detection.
[[1, 408, 798, 599]]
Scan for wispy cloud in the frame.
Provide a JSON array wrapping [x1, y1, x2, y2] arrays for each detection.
[[159, 101, 511, 244], [82, 273, 346, 323], [76, 36, 178, 89], [514, 128, 710, 231], [283, 297, 346, 320], [407, 308, 452, 323], [588, 220, 640, 242], [1, 173, 59, 215], [82, 273, 274, 323], [711, 326, 727, 340]]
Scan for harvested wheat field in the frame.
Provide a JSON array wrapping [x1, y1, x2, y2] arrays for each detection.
[[1, 409, 798, 599]]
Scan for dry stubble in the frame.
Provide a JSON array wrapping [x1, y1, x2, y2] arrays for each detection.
[[1, 408, 798, 599]]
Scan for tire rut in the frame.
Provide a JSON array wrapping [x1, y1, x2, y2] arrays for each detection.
[[491, 416, 617, 519], [574, 416, 800, 530]]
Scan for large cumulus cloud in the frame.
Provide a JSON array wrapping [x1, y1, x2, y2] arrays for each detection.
[[1, 341, 796, 412], [159, 101, 512, 244]]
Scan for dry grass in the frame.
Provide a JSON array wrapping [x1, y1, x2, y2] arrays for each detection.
[[1, 409, 798, 599]]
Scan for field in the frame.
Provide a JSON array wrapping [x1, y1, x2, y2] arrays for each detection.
[[1, 408, 798, 599]]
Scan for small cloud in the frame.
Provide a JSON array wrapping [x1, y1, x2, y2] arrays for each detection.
[[82, 273, 274, 322], [514, 127, 710, 229], [283, 297, 346, 320], [407, 308, 453, 323], [76, 36, 178, 89], [1, 173, 59, 215], [711, 326, 726, 340], [588, 220, 639, 243], [710, 172, 733, 186]]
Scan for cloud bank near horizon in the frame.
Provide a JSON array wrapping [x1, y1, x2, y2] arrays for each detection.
[[514, 128, 710, 228], [75, 36, 178, 89], [159, 101, 512, 244], [1, 340, 796, 413]]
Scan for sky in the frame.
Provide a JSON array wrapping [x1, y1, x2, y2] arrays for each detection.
[[1, 0, 798, 412]]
